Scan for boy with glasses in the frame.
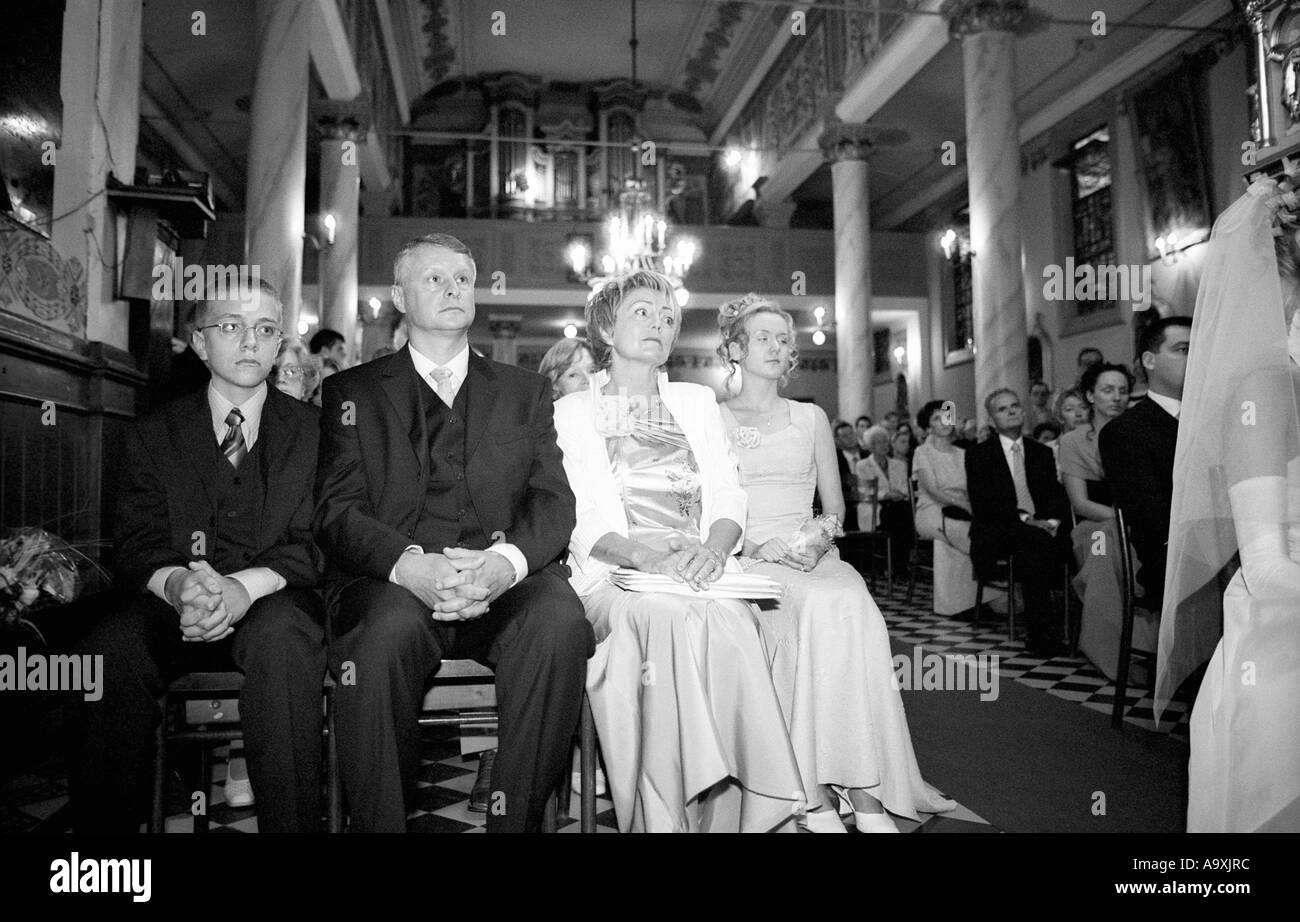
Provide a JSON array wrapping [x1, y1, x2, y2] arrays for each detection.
[[69, 279, 327, 832]]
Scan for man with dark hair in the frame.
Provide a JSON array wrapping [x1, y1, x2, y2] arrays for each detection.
[[1077, 347, 1103, 373], [309, 328, 347, 369], [1026, 379, 1054, 432], [1099, 315, 1191, 608], [964, 388, 1072, 655], [834, 420, 861, 530], [70, 281, 326, 832], [314, 232, 592, 832]]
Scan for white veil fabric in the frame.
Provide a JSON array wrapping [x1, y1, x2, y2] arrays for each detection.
[[1155, 178, 1300, 719]]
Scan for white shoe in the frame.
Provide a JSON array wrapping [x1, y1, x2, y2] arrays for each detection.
[[833, 786, 899, 833], [571, 767, 607, 797], [800, 807, 848, 833], [224, 756, 254, 808]]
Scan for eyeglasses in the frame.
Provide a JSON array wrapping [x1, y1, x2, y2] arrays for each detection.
[[277, 364, 308, 378], [199, 321, 283, 342]]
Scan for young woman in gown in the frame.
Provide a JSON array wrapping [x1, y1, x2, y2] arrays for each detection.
[[715, 294, 955, 833]]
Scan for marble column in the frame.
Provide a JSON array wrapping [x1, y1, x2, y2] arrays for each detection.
[[318, 109, 364, 356], [818, 122, 876, 421], [945, 0, 1036, 421], [245, 0, 310, 338], [489, 315, 522, 366], [52, 0, 143, 348]]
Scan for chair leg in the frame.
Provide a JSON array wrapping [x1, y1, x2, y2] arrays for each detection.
[[150, 699, 166, 833], [542, 789, 558, 833], [1007, 558, 1016, 643], [973, 580, 984, 627], [580, 694, 597, 834], [326, 687, 343, 833], [195, 744, 212, 833], [885, 541, 894, 597]]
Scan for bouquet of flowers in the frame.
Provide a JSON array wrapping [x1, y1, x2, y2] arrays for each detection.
[[786, 514, 844, 559], [0, 527, 96, 643]]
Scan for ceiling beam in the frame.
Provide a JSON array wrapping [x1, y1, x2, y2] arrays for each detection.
[[876, 0, 1231, 229], [372, 0, 411, 125], [758, 0, 949, 207], [311, 0, 363, 100], [138, 87, 242, 209]]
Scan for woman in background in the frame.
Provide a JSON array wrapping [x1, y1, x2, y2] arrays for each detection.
[[1059, 362, 1148, 680], [538, 337, 595, 400]]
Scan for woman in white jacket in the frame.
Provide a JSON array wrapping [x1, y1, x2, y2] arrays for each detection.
[[553, 271, 803, 833]]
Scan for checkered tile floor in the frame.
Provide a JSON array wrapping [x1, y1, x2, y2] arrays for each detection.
[[1, 570, 1188, 833]]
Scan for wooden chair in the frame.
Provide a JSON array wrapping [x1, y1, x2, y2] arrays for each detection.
[[151, 671, 341, 833], [974, 555, 1016, 638], [904, 477, 934, 607], [838, 479, 894, 595], [1112, 505, 1156, 729]]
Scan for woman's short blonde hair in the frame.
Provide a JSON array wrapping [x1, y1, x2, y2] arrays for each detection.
[[538, 338, 591, 399], [715, 293, 799, 390], [584, 270, 681, 372]]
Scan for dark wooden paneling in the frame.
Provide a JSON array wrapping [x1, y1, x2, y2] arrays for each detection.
[[0, 313, 146, 563]]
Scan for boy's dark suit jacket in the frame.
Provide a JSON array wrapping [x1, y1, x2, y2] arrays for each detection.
[[112, 385, 321, 590], [312, 346, 575, 584], [964, 434, 1070, 577], [1098, 397, 1178, 604]]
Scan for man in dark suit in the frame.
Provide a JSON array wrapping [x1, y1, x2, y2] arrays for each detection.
[[834, 420, 861, 530], [965, 387, 1072, 656], [1098, 316, 1191, 609], [70, 279, 325, 832], [314, 233, 593, 833]]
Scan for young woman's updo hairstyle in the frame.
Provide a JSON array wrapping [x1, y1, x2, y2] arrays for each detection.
[[715, 293, 799, 391]]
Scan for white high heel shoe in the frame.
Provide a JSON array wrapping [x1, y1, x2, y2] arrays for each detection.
[[800, 805, 848, 833], [833, 786, 899, 833]]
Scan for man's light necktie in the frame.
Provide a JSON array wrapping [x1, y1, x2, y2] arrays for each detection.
[[221, 408, 247, 469], [430, 366, 456, 407], [1010, 441, 1035, 516]]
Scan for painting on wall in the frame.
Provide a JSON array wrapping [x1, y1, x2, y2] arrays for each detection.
[[1130, 65, 1213, 260]]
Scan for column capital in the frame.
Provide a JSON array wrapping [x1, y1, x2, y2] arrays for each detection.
[[314, 96, 371, 141], [818, 121, 877, 164], [940, 0, 1045, 39]]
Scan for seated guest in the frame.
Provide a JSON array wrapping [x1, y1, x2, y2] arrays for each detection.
[[1060, 363, 1153, 680], [309, 326, 348, 370], [716, 295, 955, 832], [891, 423, 917, 475], [913, 401, 1002, 618], [1032, 420, 1064, 476], [1098, 316, 1191, 610], [854, 414, 873, 451], [833, 420, 862, 530], [70, 280, 326, 832], [965, 388, 1072, 656], [953, 417, 979, 449], [881, 410, 901, 436], [538, 337, 595, 399], [314, 233, 592, 832], [1076, 346, 1104, 387], [270, 339, 318, 402], [1026, 379, 1054, 431], [553, 271, 804, 833], [856, 426, 913, 577], [1032, 420, 1062, 446], [1055, 387, 1090, 433]]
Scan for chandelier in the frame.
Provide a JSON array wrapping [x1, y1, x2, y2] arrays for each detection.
[[567, 178, 698, 306]]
